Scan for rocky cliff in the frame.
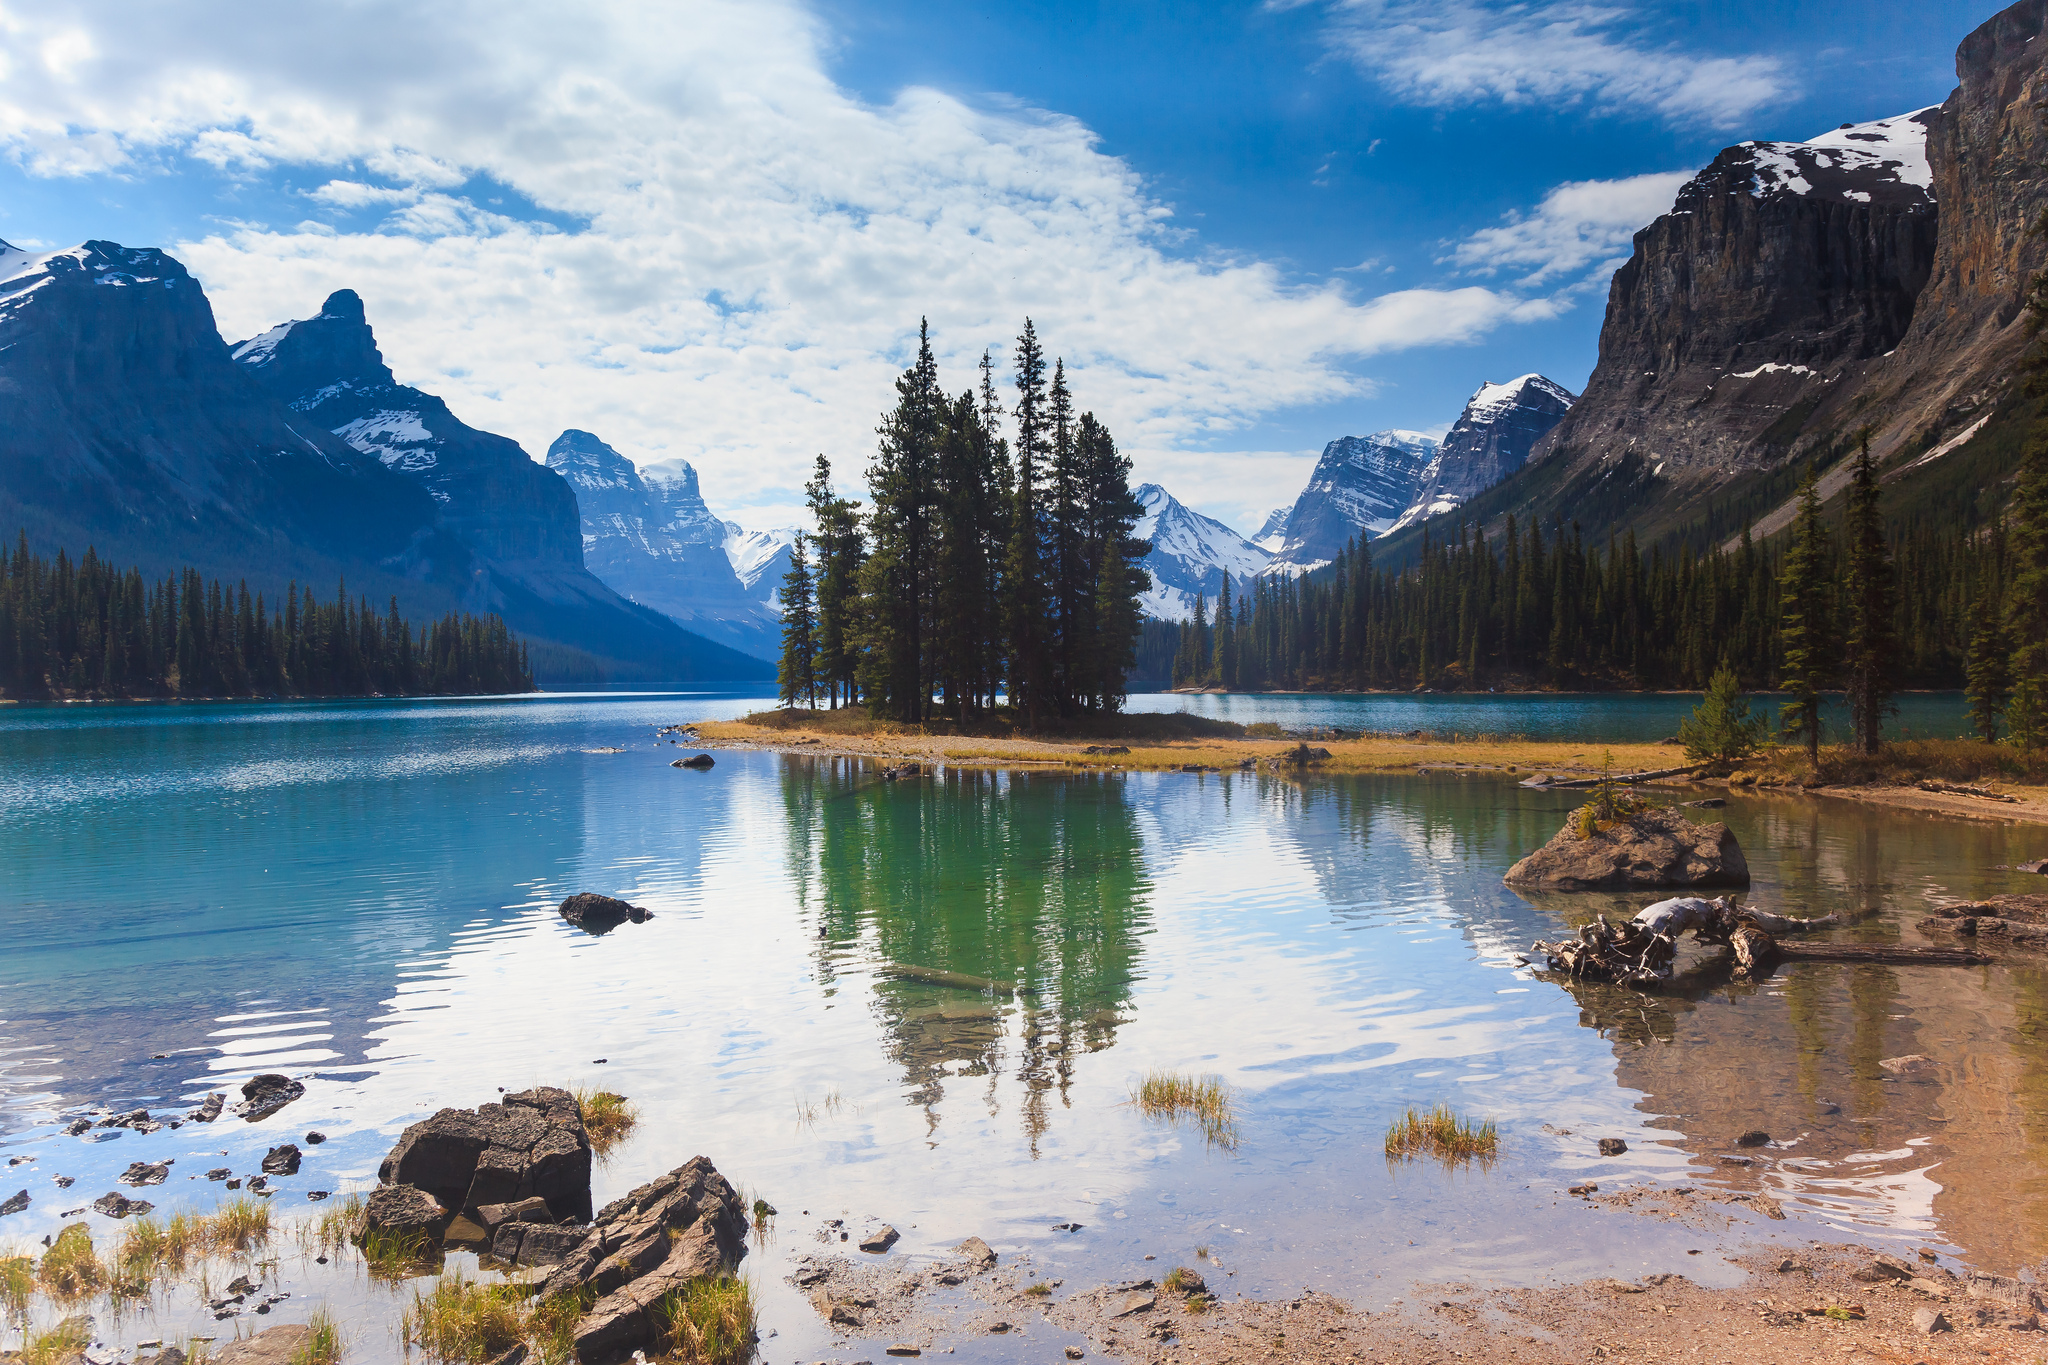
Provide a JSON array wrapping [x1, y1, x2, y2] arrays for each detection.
[[1387, 374, 1575, 535], [0, 241, 441, 585], [545, 429, 779, 660], [1264, 430, 1438, 572]]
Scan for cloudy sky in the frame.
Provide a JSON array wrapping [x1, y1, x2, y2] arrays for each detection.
[[0, 0, 1980, 534]]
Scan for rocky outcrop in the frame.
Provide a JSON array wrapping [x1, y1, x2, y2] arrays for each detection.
[[558, 892, 653, 932], [1505, 807, 1750, 890], [531, 1158, 749, 1362], [232, 1074, 304, 1122], [357, 1183, 449, 1241], [1919, 891, 2048, 950], [378, 1086, 593, 1223]]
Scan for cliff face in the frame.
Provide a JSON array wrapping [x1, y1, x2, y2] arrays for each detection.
[[1265, 430, 1438, 571], [1533, 112, 1940, 487], [0, 241, 440, 579], [544, 429, 778, 661], [1388, 374, 1574, 535]]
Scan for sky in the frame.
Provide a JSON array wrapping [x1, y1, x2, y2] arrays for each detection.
[[0, 0, 1986, 536]]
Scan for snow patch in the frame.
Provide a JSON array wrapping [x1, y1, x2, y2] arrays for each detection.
[[1902, 413, 1992, 472], [1804, 107, 1937, 190], [1728, 362, 1816, 380]]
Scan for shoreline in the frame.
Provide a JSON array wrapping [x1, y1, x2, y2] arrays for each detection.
[[690, 720, 2048, 828]]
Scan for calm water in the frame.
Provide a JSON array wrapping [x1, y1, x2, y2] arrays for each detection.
[[1, 689, 2042, 1359]]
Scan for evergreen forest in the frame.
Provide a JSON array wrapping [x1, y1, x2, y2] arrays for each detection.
[[0, 536, 535, 700], [778, 319, 1151, 722]]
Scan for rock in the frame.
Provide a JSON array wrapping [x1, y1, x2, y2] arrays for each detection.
[[2021, 859, 2048, 875], [206, 1168, 231, 1181], [248, 1177, 269, 1192], [355, 1183, 449, 1242], [1913, 1307, 1951, 1334], [477, 1196, 553, 1229], [1505, 806, 1749, 890], [954, 1236, 996, 1270], [378, 1086, 592, 1223], [534, 1157, 748, 1362], [675, 753, 715, 769], [1905, 1277, 1950, 1296], [232, 1074, 305, 1122], [135, 1349, 188, 1365], [1066, 1349, 1085, 1360], [261, 1144, 302, 1176], [91, 1192, 152, 1217], [99, 1108, 160, 1133], [1776, 1258, 1799, 1273], [490, 1220, 588, 1268], [859, 1225, 900, 1253], [1684, 798, 1726, 808], [485, 1346, 528, 1365], [443, 1215, 490, 1249], [0, 1189, 26, 1216], [187, 1093, 225, 1123], [307, 1191, 329, 1201], [226, 1179, 241, 1190], [1879, 1054, 1933, 1074], [1111, 1291, 1155, 1318], [1597, 1138, 1627, 1156], [885, 1347, 920, 1357], [211, 1325, 312, 1365], [119, 1161, 170, 1187], [1568, 1184, 1597, 1196], [1732, 1130, 1771, 1148], [1853, 1255, 1916, 1283], [814, 1291, 864, 1328], [1965, 1270, 2046, 1313], [1165, 1269, 1207, 1295], [557, 893, 653, 931], [55, 1176, 74, 1188], [63, 1118, 92, 1136], [305, 1131, 327, 1144]]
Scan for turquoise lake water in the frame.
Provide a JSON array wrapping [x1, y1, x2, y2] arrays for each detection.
[[0, 688, 2040, 1359]]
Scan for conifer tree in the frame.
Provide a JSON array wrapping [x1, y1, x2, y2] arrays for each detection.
[[1679, 663, 1765, 766], [777, 533, 818, 708], [1005, 319, 1050, 723], [1778, 465, 1833, 764], [1841, 433, 1898, 754], [805, 455, 866, 708], [1213, 571, 1237, 690], [1965, 535, 2010, 741]]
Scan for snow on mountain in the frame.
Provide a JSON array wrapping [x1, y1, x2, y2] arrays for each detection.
[[1386, 375, 1575, 535], [1262, 430, 1439, 573], [1804, 108, 1937, 189], [1132, 483, 1270, 620], [1251, 506, 1290, 553], [1721, 107, 1938, 210], [722, 522, 797, 610]]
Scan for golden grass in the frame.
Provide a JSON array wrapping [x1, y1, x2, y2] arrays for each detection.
[[571, 1085, 639, 1157], [527, 1288, 597, 1365], [1385, 1104, 1499, 1164], [1162, 1266, 1200, 1293], [18, 1315, 92, 1365], [1132, 1070, 1240, 1150], [402, 1272, 529, 1363], [1740, 737, 2048, 788], [209, 1196, 272, 1252], [360, 1225, 438, 1282], [289, 1307, 346, 1365], [311, 1191, 366, 1257], [1, 1248, 33, 1318], [1023, 1281, 1054, 1297], [36, 1223, 105, 1301], [662, 1274, 757, 1365]]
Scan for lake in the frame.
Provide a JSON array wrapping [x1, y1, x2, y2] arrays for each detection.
[[1, 688, 2042, 1360]]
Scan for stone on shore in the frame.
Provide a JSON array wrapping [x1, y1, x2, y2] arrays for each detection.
[[187, 1093, 225, 1123], [232, 1074, 305, 1122], [378, 1086, 592, 1223], [210, 1325, 312, 1365], [0, 1189, 26, 1216], [859, 1224, 900, 1252], [355, 1183, 448, 1241], [955, 1236, 997, 1270], [92, 1192, 153, 1217], [1504, 806, 1749, 891]]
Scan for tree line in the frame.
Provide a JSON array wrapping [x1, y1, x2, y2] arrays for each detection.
[[0, 536, 535, 700], [777, 319, 1150, 722]]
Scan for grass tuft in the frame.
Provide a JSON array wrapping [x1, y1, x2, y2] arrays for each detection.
[[527, 1287, 597, 1365], [1023, 1281, 1053, 1297], [1162, 1266, 1199, 1293], [312, 1191, 366, 1257], [209, 1195, 272, 1251], [289, 1307, 346, 1365], [361, 1225, 438, 1282], [572, 1085, 639, 1158], [2, 1248, 34, 1319], [662, 1274, 758, 1365], [19, 1315, 92, 1365], [402, 1271, 528, 1363], [1385, 1104, 1499, 1164], [36, 1223, 105, 1300], [1132, 1070, 1240, 1150]]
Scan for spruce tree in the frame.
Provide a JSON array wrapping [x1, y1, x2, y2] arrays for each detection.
[[1005, 319, 1050, 724], [777, 533, 818, 709], [1965, 559, 2010, 742], [805, 455, 866, 708], [1213, 571, 1237, 690], [1778, 464, 1833, 765], [1841, 433, 1898, 754], [1679, 663, 1765, 767], [2003, 209, 2048, 747]]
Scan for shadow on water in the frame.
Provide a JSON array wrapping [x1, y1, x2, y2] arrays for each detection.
[[779, 756, 1150, 1153]]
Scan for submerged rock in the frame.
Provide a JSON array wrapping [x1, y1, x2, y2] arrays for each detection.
[[119, 1161, 171, 1187], [557, 893, 653, 933], [378, 1085, 593, 1223], [261, 1144, 302, 1176], [674, 753, 715, 769], [92, 1192, 153, 1217], [0, 1189, 27, 1216], [232, 1074, 305, 1122], [1504, 806, 1749, 891], [188, 1093, 225, 1123]]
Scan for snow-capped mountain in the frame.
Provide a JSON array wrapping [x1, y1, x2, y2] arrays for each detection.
[[1133, 483, 1271, 620], [1251, 507, 1290, 553], [1386, 375, 1575, 535], [722, 523, 797, 611], [1261, 430, 1439, 573], [545, 431, 781, 660]]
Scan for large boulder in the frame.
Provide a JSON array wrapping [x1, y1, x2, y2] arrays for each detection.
[[232, 1074, 304, 1122], [378, 1087, 593, 1223], [356, 1183, 449, 1241], [558, 892, 653, 935], [1505, 806, 1749, 891], [529, 1157, 749, 1363]]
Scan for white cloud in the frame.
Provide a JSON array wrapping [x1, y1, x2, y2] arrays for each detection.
[[1447, 170, 1691, 287], [0, 0, 1563, 526], [1305, 0, 1787, 128]]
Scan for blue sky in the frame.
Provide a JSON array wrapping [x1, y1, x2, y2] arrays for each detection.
[[0, 0, 1986, 533]]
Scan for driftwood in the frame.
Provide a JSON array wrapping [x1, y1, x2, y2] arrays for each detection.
[[1518, 764, 1699, 789], [1528, 895, 1981, 985]]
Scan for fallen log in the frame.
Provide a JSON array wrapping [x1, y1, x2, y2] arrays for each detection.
[[1519, 764, 1700, 789], [880, 963, 1039, 996], [1774, 943, 1990, 966]]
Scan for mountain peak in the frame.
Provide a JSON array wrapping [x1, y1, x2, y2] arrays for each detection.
[[320, 288, 367, 323], [231, 291, 394, 393], [1386, 373, 1575, 537], [1132, 481, 1268, 619]]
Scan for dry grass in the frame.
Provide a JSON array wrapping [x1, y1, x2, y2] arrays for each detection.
[[662, 1274, 757, 1365], [1132, 1070, 1240, 1150], [36, 1223, 105, 1301], [402, 1272, 529, 1363], [571, 1085, 639, 1157], [527, 1287, 597, 1365], [290, 1307, 345, 1365], [18, 1315, 92, 1365], [1024, 1281, 1054, 1297], [1385, 1104, 1499, 1165], [310, 1190, 366, 1257], [1735, 737, 2048, 789], [2, 1248, 33, 1319], [209, 1196, 272, 1252], [360, 1225, 438, 1282]]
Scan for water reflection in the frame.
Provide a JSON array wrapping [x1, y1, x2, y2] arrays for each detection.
[[782, 759, 1150, 1151]]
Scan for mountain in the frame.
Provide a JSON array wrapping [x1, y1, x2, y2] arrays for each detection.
[[1251, 506, 1290, 553], [1131, 483, 1271, 620], [543, 429, 780, 660], [230, 290, 768, 679], [722, 523, 797, 612], [1261, 430, 1439, 573], [1386, 375, 1575, 535], [0, 240, 443, 589]]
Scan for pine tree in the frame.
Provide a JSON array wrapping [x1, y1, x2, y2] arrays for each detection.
[[1778, 465, 1833, 765], [1841, 433, 1898, 754], [1213, 571, 1237, 691], [805, 455, 866, 708], [1005, 319, 1050, 724], [778, 533, 819, 708], [1679, 663, 1765, 766], [1965, 551, 2010, 742]]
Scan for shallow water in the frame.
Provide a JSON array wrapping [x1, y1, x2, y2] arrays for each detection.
[[0, 690, 2043, 1359]]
